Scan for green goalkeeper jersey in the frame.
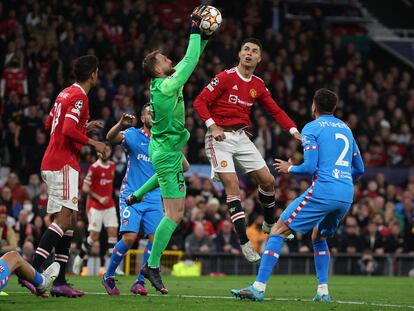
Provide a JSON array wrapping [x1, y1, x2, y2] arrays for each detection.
[[149, 34, 208, 152]]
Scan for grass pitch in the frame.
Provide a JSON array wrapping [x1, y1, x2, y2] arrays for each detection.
[[1, 275, 413, 311]]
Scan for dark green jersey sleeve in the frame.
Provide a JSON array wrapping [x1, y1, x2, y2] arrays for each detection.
[[159, 34, 202, 96]]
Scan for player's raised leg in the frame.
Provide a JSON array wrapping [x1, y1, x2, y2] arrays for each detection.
[[248, 166, 277, 233], [1, 251, 60, 296], [219, 172, 260, 262]]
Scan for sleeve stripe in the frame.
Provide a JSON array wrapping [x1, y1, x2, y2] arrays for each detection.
[[65, 114, 79, 123], [304, 146, 318, 151]]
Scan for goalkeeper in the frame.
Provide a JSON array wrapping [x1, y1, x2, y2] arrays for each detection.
[[126, 5, 210, 294]]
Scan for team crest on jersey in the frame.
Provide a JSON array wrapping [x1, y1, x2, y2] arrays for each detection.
[[220, 160, 228, 168], [249, 89, 257, 98], [72, 197, 78, 204], [75, 100, 83, 109]]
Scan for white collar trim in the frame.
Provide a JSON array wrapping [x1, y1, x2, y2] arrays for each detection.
[[73, 83, 87, 96], [235, 67, 252, 82]]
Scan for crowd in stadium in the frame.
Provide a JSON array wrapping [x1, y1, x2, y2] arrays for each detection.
[[0, 0, 413, 273]]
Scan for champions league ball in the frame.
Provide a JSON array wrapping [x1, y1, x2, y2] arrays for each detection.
[[200, 6, 222, 35]]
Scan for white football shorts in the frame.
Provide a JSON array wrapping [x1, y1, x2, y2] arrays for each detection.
[[87, 206, 118, 232], [205, 129, 266, 181], [41, 165, 79, 213]]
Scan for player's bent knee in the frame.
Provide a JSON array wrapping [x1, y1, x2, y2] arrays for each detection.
[[122, 233, 138, 246]]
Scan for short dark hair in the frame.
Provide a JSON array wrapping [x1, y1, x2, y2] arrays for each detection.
[[313, 88, 338, 114], [142, 50, 161, 78], [73, 55, 99, 82], [240, 38, 262, 52]]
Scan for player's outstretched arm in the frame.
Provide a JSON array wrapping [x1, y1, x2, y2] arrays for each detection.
[[106, 113, 135, 144], [161, 9, 205, 95], [275, 126, 318, 175]]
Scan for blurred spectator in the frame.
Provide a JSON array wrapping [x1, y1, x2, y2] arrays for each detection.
[[338, 216, 363, 253], [14, 209, 34, 248], [247, 215, 268, 252], [2, 172, 29, 204], [357, 251, 380, 275], [0, 205, 17, 253], [362, 222, 384, 254], [384, 222, 405, 253], [214, 220, 241, 255], [25, 173, 41, 200], [185, 222, 214, 254], [0, 186, 22, 219]]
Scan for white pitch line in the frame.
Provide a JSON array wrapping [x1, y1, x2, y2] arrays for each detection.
[[5, 291, 414, 309]]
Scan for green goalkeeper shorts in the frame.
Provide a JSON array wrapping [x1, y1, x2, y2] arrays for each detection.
[[150, 150, 186, 199]]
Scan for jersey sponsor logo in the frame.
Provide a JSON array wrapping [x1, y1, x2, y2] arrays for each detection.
[[137, 153, 151, 162], [123, 219, 129, 226], [207, 84, 214, 92], [75, 100, 83, 110], [228, 94, 238, 104], [140, 142, 148, 146], [0, 265, 4, 272], [249, 88, 257, 98], [332, 169, 352, 180], [179, 183, 185, 192], [220, 160, 228, 168], [99, 179, 112, 186], [72, 197, 78, 204], [232, 85, 238, 90]]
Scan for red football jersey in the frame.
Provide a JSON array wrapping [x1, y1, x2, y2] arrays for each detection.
[[1, 68, 28, 96], [194, 67, 296, 131], [84, 160, 115, 211], [41, 83, 90, 172]]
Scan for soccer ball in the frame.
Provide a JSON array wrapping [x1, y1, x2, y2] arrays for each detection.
[[200, 6, 222, 35]]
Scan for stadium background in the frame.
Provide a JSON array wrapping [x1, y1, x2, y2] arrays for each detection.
[[0, 0, 414, 280]]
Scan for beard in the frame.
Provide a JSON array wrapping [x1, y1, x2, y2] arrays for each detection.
[[165, 67, 176, 76], [145, 121, 152, 130]]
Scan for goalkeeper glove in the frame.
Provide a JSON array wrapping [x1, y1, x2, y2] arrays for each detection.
[[190, 4, 206, 34]]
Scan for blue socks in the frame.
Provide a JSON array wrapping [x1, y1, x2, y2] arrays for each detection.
[[32, 271, 44, 286], [106, 240, 130, 278], [256, 234, 284, 284], [313, 240, 330, 284], [137, 241, 152, 283]]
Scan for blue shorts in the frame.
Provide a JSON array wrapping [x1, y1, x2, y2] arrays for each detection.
[[119, 199, 163, 237], [0, 260, 10, 290], [280, 190, 351, 237]]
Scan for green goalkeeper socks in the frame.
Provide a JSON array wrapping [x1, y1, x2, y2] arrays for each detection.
[[132, 174, 159, 200], [147, 217, 177, 268]]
